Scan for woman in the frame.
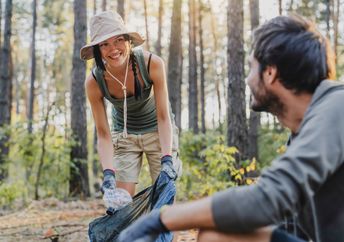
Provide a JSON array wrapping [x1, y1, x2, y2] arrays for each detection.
[[80, 11, 182, 200]]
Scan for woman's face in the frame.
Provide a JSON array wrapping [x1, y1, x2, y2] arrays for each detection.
[[99, 35, 130, 68]]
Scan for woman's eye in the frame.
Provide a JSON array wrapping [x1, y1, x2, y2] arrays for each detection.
[[115, 38, 125, 44]]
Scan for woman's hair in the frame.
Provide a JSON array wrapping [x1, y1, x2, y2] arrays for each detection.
[[252, 14, 336, 94], [93, 35, 142, 100]]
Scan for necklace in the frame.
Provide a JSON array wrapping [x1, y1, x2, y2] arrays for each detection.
[[105, 56, 130, 138]]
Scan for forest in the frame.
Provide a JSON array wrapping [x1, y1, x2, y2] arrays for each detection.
[[0, 0, 343, 241]]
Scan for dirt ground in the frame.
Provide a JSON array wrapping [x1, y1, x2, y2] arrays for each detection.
[[0, 198, 197, 242]]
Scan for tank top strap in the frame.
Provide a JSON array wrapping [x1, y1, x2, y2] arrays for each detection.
[[133, 48, 153, 87], [92, 67, 110, 99]]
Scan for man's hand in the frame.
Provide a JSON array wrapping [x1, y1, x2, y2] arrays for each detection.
[[118, 208, 169, 242]]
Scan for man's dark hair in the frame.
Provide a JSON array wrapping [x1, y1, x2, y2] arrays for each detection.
[[252, 14, 336, 93]]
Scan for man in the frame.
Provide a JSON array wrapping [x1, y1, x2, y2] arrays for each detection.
[[118, 14, 343, 242]]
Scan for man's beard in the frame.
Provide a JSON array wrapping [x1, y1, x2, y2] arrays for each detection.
[[250, 80, 284, 116]]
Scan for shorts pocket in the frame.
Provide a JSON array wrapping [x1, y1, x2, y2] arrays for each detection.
[[111, 131, 122, 150]]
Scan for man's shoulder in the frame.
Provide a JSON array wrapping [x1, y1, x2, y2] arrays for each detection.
[[310, 80, 344, 110]]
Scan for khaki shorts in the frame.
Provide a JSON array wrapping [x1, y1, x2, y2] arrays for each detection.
[[112, 128, 182, 183]]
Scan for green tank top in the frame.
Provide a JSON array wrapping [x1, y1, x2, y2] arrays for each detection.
[[92, 48, 159, 134]]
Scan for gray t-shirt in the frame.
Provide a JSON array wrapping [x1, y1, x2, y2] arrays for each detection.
[[212, 80, 344, 242]]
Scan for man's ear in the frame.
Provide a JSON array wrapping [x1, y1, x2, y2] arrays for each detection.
[[263, 65, 278, 84]]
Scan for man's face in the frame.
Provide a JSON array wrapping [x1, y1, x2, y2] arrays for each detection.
[[246, 53, 283, 114]]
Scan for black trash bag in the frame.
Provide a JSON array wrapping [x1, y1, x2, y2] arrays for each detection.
[[89, 162, 177, 242]]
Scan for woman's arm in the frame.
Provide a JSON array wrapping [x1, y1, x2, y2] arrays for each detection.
[[85, 74, 114, 171], [148, 53, 173, 156]]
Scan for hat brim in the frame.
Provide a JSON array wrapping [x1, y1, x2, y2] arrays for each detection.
[[80, 31, 145, 60]]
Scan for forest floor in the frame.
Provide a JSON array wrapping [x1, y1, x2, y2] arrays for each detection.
[[0, 198, 198, 242]]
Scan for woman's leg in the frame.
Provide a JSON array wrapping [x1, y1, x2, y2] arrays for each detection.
[[112, 132, 143, 196], [116, 181, 136, 197], [143, 129, 182, 182]]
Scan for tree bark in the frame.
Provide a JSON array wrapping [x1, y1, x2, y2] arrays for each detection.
[[332, 0, 339, 65], [208, 0, 222, 131], [143, 0, 150, 50], [325, 0, 331, 38], [188, 0, 198, 134], [0, 0, 13, 181], [155, 0, 163, 56], [27, 0, 37, 134], [227, 0, 247, 159], [93, 0, 97, 14], [248, 0, 260, 160], [35, 102, 55, 200], [288, 0, 294, 11], [167, 0, 182, 130], [70, 0, 89, 198], [198, 0, 206, 134], [117, 0, 125, 21], [0, 0, 2, 48], [278, 0, 282, 15], [102, 0, 106, 11]]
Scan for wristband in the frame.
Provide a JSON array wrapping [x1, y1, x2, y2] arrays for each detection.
[[162, 154, 172, 159], [103, 169, 115, 177]]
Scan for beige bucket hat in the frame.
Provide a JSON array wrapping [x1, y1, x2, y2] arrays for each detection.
[[80, 11, 145, 60]]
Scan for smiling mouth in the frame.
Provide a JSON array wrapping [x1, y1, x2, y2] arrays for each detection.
[[108, 52, 122, 60]]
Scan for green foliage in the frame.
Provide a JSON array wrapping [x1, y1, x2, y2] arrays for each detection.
[[258, 125, 289, 168], [177, 131, 243, 200], [0, 182, 23, 208], [5, 121, 75, 204], [174, 129, 268, 201]]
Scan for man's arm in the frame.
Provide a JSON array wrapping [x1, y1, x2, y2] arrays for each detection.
[[161, 197, 215, 230], [164, 87, 344, 234]]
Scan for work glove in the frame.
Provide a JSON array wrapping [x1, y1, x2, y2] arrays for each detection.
[[101, 169, 116, 194], [161, 155, 177, 180], [118, 208, 169, 242]]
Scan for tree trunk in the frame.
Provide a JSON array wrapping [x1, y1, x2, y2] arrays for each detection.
[[325, 0, 331, 38], [102, 0, 106, 11], [117, 0, 125, 21], [0, 0, 13, 181], [198, 0, 206, 134], [332, 0, 339, 65], [70, 0, 89, 198], [0, 0, 2, 48], [248, 0, 260, 160], [167, 0, 183, 130], [278, 0, 282, 15], [288, 0, 294, 11], [155, 0, 163, 56], [208, 0, 222, 131], [35, 102, 55, 200], [27, 0, 37, 134], [93, 0, 97, 14], [227, 0, 247, 159], [92, 126, 99, 186], [188, 0, 198, 134], [143, 0, 150, 51]]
